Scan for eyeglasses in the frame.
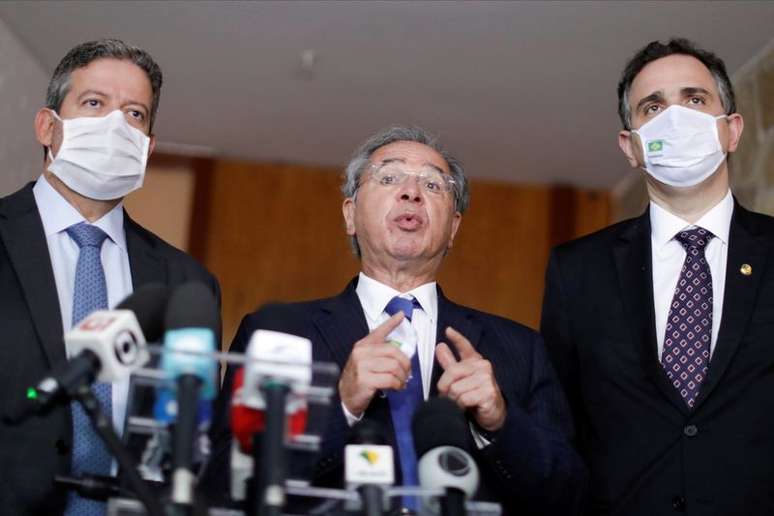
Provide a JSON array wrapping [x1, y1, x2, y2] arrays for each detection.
[[365, 163, 457, 195]]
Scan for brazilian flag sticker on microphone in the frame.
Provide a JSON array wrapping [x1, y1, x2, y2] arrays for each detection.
[[345, 444, 394, 486]]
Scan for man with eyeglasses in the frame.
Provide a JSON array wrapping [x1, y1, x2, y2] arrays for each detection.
[[205, 126, 586, 515]]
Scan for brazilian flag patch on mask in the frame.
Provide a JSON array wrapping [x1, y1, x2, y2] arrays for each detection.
[[647, 140, 664, 153]]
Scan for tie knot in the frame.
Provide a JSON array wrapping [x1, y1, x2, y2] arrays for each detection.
[[385, 295, 421, 321], [66, 222, 108, 249], [675, 227, 714, 251]]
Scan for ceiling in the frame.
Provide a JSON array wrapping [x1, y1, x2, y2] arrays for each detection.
[[1, 1, 772, 188]]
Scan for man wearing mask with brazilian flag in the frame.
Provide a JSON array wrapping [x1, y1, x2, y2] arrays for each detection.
[[0, 39, 220, 516], [541, 38, 774, 515]]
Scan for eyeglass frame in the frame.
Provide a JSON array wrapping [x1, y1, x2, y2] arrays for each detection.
[[360, 162, 458, 197]]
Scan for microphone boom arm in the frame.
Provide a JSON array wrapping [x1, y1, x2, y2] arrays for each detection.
[[72, 383, 165, 516]]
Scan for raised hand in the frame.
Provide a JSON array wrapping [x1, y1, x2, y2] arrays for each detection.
[[436, 326, 506, 432], [339, 312, 411, 417]]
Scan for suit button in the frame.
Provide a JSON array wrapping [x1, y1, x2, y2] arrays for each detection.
[[683, 424, 698, 437], [55, 439, 69, 455], [672, 496, 686, 512]]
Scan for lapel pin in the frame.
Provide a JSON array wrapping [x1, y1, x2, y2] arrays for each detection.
[[740, 263, 752, 276]]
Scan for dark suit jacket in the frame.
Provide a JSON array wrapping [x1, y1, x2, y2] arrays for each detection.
[[0, 182, 221, 516], [205, 277, 586, 516], [541, 201, 774, 516]]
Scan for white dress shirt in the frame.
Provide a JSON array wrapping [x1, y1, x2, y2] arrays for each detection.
[[33, 175, 134, 439], [651, 190, 733, 360]]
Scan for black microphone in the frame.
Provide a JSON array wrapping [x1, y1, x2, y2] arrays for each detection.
[[345, 419, 394, 516], [159, 282, 219, 508], [4, 284, 169, 424], [412, 398, 479, 516]]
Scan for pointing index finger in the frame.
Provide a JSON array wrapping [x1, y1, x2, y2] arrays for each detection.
[[370, 311, 405, 341], [444, 326, 479, 360]]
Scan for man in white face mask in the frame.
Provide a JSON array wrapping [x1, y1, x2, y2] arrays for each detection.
[[542, 38, 774, 516], [0, 39, 221, 516]]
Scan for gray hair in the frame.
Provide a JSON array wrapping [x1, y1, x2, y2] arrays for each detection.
[[342, 125, 469, 256], [46, 38, 163, 131]]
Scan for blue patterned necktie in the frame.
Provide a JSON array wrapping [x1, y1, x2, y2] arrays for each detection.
[[384, 295, 423, 512], [661, 227, 714, 409], [65, 222, 112, 516]]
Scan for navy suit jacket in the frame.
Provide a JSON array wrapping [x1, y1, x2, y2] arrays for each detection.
[[205, 277, 586, 516], [541, 202, 774, 516], [0, 182, 221, 516]]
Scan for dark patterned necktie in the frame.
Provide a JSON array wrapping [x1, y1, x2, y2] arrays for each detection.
[[65, 222, 112, 516], [661, 227, 714, 409]]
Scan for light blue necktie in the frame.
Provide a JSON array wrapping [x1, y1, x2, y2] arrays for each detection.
[[65, 222, 112, 516], [384, 295, 423, 513]]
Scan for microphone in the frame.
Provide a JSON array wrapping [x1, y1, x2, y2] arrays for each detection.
[[240, 329, 312, 516], [229, 367, 256, 502], [345, 420, 394, 516], [5, 284, 169, 423], [412, 398, 479, 516], [235, 330, 311, 451], [155, 281, 219, 507]]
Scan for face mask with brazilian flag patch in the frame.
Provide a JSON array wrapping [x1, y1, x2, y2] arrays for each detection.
[[631, 105, 727, 188]]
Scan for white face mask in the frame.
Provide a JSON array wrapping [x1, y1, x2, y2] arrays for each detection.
[[631, 105, 727, 188], [47, 109, 151, 200]]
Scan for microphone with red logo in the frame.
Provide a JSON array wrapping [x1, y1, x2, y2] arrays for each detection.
[[4, 284, 169, 423], [229, 330, 312, 515]]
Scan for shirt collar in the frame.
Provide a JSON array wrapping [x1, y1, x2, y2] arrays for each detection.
[[33, 175, 127, 250], [356, 271, 438, 322], [649, 189, 733, 250]]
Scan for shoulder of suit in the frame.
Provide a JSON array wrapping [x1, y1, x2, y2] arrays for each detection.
[[239, 295, 335, 329], [443, 297, 540, 342], [734, 203, 774, 237], [0, 182, 36, 218], [125, 215, 209, 268], [551, 213, 645, 257]]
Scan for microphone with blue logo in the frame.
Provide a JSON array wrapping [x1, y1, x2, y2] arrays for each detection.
[[153, 282, 219, 511]]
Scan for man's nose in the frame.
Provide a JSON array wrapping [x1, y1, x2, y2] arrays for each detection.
[[398, 174, 424, 203]]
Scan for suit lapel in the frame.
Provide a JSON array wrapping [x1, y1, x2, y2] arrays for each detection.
[[694, 203, 768, 409], [124, 214, 167, 288], [312, 279, 370, 367], [430, 287, 483, 396], [613, 212, 688, 414], [312, 278, 398, 435], [0, 184, 66, 367]]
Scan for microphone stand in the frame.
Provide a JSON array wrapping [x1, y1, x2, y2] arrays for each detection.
[[73, 383, 165, 516], [254, 381, 290, 516], [440, 487, 466, 516], [170, 375, 203, 515]]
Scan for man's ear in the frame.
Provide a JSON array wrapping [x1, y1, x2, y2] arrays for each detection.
[[447, 212, 462, 250], [148, 134, 156, 158], [618, 130, 642, 169], [725, 113, 744, 153], [34, 108, 56, 148], [342, 197, 356, 235]]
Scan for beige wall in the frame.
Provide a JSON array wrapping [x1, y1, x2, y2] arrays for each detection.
[[124, 163, 196, 252], [729, 38, 774, 212], [0, 17, 49, 196]]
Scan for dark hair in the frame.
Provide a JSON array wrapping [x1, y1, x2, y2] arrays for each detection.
[[46, 38, 163, 131], [617, 38, 736, 130]]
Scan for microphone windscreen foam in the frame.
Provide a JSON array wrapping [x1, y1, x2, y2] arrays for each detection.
[[116, 283, 169, 342], [412, 397, 469, 457], [164, 282, 218, 333]]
